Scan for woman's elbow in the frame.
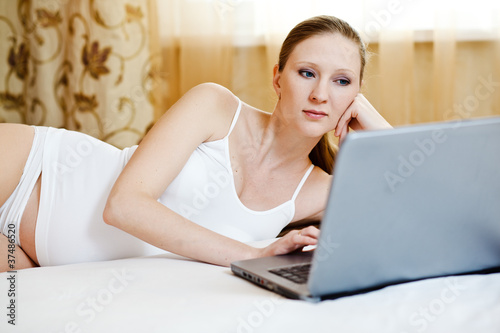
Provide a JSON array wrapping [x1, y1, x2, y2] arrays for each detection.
[[103, 192, 127, 227]]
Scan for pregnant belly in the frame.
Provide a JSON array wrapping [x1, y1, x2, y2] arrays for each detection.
[[19, 174, 41, 265]]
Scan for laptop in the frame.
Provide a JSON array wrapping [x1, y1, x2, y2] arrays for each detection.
[[231, 116, 500, 302]]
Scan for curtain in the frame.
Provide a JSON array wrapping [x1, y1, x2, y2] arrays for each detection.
[[0, 0, 164, 148], [363, 3, 500, 126], [2, 0, 500, 148], [156, 0, 500, 127]]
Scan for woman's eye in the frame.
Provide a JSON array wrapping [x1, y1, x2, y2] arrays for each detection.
[[299, 70, 315, 78], [337, 79, 350, 86]]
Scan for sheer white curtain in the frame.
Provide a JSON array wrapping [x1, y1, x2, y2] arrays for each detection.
[[155, 0, 500, 124]]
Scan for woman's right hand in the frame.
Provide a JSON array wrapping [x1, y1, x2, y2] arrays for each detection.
[[258, 226, 320, 258], [335, 93, 392, 144]]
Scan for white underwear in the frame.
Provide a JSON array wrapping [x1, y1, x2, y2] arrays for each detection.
[[35, 127, 164, 266], [2, 126, 164, 266], [0, 126, 46, 247]]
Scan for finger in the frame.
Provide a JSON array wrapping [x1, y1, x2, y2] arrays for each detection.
[[276, 236, 307, 255], [348, 117, 362, 131], [297, 227, 319, 247], [302, 226, 320, 238], [338, 123, 349, 145], [335, 112, 349, 137], [337, 93, 369, 135], [335, 101, 357, 137], [268, 230, 318, 256], [334, 114, 349, 138], [294, 229, 318, 245]]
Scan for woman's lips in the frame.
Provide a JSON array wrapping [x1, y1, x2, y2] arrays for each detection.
[[303, 109, 327, 119]]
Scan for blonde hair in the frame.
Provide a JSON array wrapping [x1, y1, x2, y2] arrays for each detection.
[[277, 15, 367, 174]]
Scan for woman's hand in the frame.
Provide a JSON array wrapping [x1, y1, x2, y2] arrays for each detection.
[[335, 93, 392, 144], [258, 226, 320, 257]]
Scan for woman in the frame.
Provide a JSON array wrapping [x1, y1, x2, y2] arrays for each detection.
[[0, 15, 391, 271]]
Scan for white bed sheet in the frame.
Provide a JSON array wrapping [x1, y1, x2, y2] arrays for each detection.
[[1, 249, 499, 333]]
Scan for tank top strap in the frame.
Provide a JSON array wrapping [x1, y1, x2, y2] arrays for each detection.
[[291, 164, 315, 202], [226, 97, 242, 138]]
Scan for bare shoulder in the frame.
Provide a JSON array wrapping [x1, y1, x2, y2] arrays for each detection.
[[293, 166, 332, 222], [230, 99, 272, 139], [167, 82, 240, 142], [181, 82, 236, 106], [114, 83, 240, 200]]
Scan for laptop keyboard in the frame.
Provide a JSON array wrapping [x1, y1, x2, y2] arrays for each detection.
[[269, 263, 311, 284]]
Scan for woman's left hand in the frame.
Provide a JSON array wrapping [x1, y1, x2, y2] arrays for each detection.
[[335, 93, 392, 144], [258, 226, 320, 257]]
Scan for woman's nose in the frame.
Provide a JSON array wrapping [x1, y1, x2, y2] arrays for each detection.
[[310, 81, 328, 103]]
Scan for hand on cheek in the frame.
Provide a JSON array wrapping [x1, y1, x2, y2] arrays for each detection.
[[334, 117, 351, 145], [334, 93, 391, 144]]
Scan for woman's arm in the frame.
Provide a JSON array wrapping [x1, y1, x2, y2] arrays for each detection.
[[335, 93, 392, 143], [103, 83, 317, 266]]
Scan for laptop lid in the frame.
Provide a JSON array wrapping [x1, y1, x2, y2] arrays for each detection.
[[308, 116, 500, 298]]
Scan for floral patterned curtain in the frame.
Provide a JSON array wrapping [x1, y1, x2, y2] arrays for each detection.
[[0, 0, 164, 148]]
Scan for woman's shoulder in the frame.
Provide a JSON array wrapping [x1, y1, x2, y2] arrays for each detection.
[[189, 83, 273, 139], [169, 83, 241, 141], [186, 82, 239, 113], [188, 81, 232, 96]]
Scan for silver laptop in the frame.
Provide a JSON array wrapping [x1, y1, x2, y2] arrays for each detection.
[[231, 116, 500, 302]]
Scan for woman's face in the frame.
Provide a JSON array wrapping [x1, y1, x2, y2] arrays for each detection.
[[273, 33, 361, 138]]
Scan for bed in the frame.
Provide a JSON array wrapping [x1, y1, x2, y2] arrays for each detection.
[[1, 239, 499, 333]]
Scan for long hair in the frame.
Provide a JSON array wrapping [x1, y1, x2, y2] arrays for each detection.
[[277, 15, 367, 174]]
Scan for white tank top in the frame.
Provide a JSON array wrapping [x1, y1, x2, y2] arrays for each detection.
[[126, 98, 314, 242]]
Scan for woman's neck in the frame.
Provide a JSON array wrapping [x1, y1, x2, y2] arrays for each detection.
[[254, 108, 320, 172]]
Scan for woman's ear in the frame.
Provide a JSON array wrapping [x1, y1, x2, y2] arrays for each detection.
[[272, 64, 281, 97]]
